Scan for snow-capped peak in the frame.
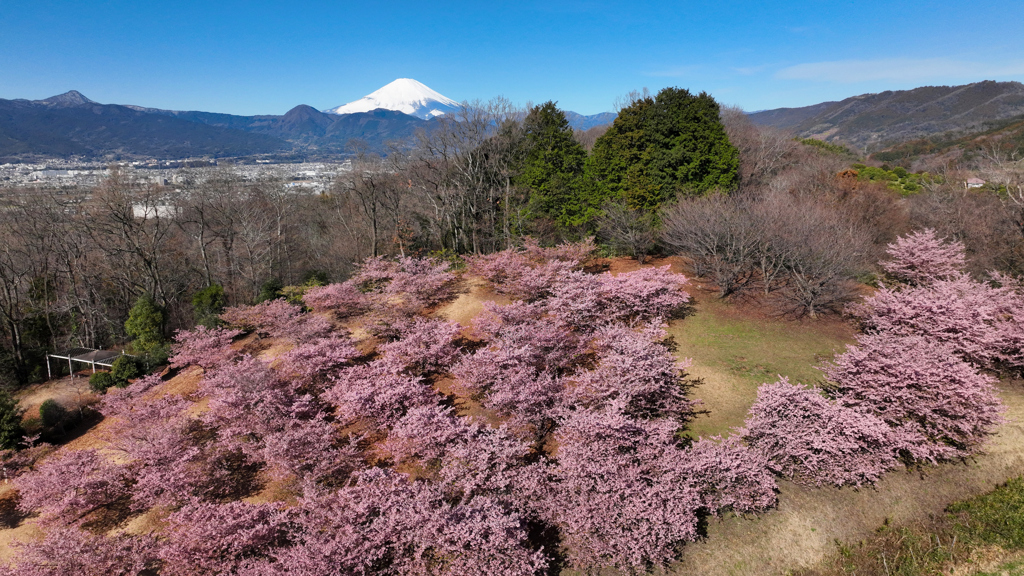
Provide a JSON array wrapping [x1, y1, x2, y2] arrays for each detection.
[[326, 78, 460, 120]]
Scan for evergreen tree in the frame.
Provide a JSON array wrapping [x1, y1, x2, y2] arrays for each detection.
[[587, 93, 658, 209], [125, 293, 165, 356], [588, 87, 738, 211], [517, 102, 594, 229], [192, 284, 226, 328]]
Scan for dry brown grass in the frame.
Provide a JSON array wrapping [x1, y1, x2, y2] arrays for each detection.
[[116, 506, 170, 537], [435, 276, 512, 329], [15, 374, 99, 426], [673, 380, 1024, 576]]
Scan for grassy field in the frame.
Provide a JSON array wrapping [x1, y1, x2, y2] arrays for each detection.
[[666, 293, 857, 438]]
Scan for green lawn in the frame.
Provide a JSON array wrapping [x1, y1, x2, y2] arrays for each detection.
[[666, 296, 857, 438]]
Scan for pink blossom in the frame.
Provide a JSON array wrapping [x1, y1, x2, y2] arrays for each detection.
[[170, 326, 242, 369], [302, 280, 369, 316], [159, 501, 291, 576], [15, 449, 132, 525], [881, 228, 967, 285], [0, 527, 157, 576], [378, 317, 464, 374], [824, 333, 1004, 462], [742, 377, 900, 487]]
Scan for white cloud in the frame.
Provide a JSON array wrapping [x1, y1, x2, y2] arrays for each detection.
[[776, 57, 1024, 83]]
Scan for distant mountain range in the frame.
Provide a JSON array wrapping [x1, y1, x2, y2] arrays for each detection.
[[749, 80, 1024, 151], [0, 93, 287, 161], [0, 80, 619, 162]]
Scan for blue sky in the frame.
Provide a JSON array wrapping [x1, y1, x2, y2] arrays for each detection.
[[1, 0, 1022, 115]]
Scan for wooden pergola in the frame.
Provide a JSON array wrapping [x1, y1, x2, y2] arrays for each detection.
[[46, 348, 130, 379]]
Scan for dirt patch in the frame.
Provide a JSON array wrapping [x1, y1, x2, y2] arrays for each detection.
[[0, 517, 42, 563], [0, 488, 27, 530], [673, 381, 1024, 575], [15, 376, 99, 426], [258, 338, 295, 364], [435, 276, 512, 329], [243, 475, 300, 506], [151, 365, 204, 399], [668, 294, 856, 438]]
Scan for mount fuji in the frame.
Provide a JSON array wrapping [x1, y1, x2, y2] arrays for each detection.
[[326, 78, 460, 120]]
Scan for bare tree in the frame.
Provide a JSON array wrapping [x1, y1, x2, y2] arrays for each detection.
[[597, 201, 658, 263], [661, 194, 757, 297], [763, 193, 870, 318], [721, 106, 799, 189]]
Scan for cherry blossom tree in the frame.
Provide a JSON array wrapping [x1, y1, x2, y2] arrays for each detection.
[[824, 333, 1004, 463], [220, 300, 332, 343], [159, 501, 291, 576], [0, 527, 157, 576], [569, 323, 696, 422], [881, 228, 967, 285], [849, 274, 1024, 370], [545, 408, 703, 573], [274, 335, 360, 388], [170, 326, 242, 369], [326, 362, 439, 429], [15, 449, 132, 525], [244, 468, 547, 576], [679, 435, 777, 513], [302, 280, 369, 317], [378, 317, 464, 375], [351, 255, 457, 311], [742, 377, 899, 487]]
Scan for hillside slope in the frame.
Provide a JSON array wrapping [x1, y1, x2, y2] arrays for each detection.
[[749, 81, 1024, 151]]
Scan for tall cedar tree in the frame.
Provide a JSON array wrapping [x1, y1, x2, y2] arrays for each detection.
[[588, 87, 738, 210], [124, 293, 164, 355], [516, 102, 593, 229]]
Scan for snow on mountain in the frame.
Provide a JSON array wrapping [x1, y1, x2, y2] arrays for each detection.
[[326, 78, 460, 120]]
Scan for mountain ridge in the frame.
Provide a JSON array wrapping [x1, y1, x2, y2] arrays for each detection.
[[749, 80, 1024, 151], [0, 82, 618, 161]]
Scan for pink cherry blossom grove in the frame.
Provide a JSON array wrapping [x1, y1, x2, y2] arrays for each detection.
[[2, 236, 1016, 575]]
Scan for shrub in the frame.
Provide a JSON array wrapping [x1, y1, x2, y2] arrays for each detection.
[[39, 399, 67, 428], [110, 355, 141, 387], [89, 371, 115, 393], [255, 278, 284, 303]]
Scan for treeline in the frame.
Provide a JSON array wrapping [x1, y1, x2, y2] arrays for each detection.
[[2, 86, 1023, 385]]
